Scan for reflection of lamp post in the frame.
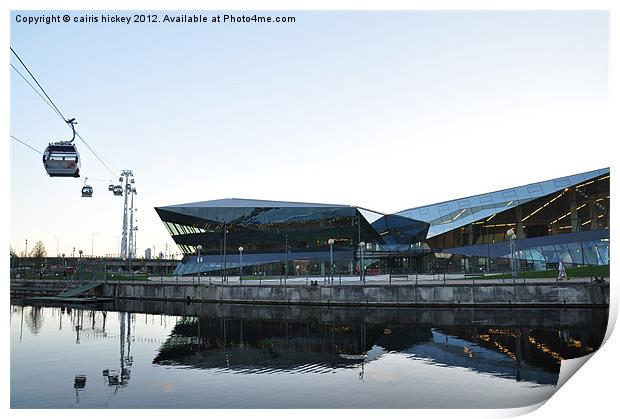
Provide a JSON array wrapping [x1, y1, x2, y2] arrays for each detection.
[[507, 229, 517, 283], [196, 245, 203, 284], [359, 242, 366, 284], [328, 239, 335, 284], [238, 246, 244, 284]]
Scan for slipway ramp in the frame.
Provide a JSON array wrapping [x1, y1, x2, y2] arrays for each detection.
[[57, 281, 105, 298]]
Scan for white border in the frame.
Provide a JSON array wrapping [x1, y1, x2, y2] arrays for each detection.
[[3, 1, 618, 418]]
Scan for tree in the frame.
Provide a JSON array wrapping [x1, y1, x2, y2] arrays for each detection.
[[10, 246, 19, 269], [29, 241, 47, 258]]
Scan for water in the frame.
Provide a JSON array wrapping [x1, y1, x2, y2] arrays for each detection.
[[10, 300, 608, 409]]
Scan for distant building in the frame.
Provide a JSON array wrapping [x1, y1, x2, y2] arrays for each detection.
[[145, 248, 152, 259]]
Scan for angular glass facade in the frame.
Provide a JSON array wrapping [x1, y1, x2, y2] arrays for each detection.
[[398, 168, 608, 238], [155, 199, 429, 275], [399, 169, 610, 273], [156, 169, 609, 276]]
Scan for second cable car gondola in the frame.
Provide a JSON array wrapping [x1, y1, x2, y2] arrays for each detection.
[[81, 178, 93, 198], [43, 118, 80, 177], [112, 185, 123, 196]]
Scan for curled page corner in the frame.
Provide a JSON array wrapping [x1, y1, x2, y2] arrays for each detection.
[[499, 401, 547, 417], [556, 353, 595, 389]]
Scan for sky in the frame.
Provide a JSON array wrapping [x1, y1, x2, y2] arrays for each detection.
[[9, 10, 611, 258]]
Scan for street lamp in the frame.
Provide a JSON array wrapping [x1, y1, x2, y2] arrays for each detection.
[[196, 245, 203, 283], [328, 239, 335, 284], [53, 235, 59, 257], [78, 250, 83, 281], [91, 233, 99, 257], [238, 246, 244, 284], [507, 229, 517, 282], [359, 241, 366, 284]]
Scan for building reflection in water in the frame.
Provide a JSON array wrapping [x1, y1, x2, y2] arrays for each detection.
[[11, 303, 607, 394], [152, 315, 605, 385]]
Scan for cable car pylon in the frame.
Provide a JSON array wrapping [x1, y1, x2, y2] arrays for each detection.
[[119, 170, 137, 259]]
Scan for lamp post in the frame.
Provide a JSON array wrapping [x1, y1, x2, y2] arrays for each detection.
[[78, 250, 83, 281], [91, 233, 99, 257], [223, 223, 228, 283], [359, 241, 366, 284], [328, 239, 335, 284], [507, 229, 517, 283], [238, 246, 244, 284], [284, 234, 289, 284], [196, 245, 203, 284], [53, 235, 59, 257]]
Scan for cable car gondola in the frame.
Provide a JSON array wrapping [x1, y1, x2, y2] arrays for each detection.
[[43, 118, 81, 177], [112, 185, 123, 196], [81, 178, 93, 198]]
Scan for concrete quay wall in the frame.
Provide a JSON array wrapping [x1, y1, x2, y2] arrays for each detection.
[[96, 282, 609, 308]]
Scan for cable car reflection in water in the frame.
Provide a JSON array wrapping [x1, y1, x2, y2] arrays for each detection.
[[69, 311, 132, 405], [42, 118, 81, 178]]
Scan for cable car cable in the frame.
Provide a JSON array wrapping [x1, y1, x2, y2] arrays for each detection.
[[10, 47, 119, 177], [74, 132, 119, 175], [10, 134, 42, 155], [10, 63, 64, 120], [10, 47, 67, 122], [12, 61, 116, 175]]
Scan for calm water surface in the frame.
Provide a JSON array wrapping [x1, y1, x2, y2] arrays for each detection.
[[10, 301, 607, 408]]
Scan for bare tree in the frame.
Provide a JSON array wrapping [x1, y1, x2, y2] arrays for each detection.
[[29, 241, 47, 268], [29, 241, 47, 258], [10, 246, 19, 269]]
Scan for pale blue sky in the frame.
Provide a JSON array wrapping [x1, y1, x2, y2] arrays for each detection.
[[10, 10, 609, 257]]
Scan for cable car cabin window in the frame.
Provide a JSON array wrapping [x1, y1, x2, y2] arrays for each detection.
[[47, 145, 77, 153]]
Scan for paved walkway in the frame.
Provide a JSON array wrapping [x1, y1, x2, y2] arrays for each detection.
[[145, 274, 599, 286]]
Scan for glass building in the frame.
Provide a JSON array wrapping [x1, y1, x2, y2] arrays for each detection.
[[398, 168, 609, 273], [156, 168, 609, 276], [155, 199, 429, 276]]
